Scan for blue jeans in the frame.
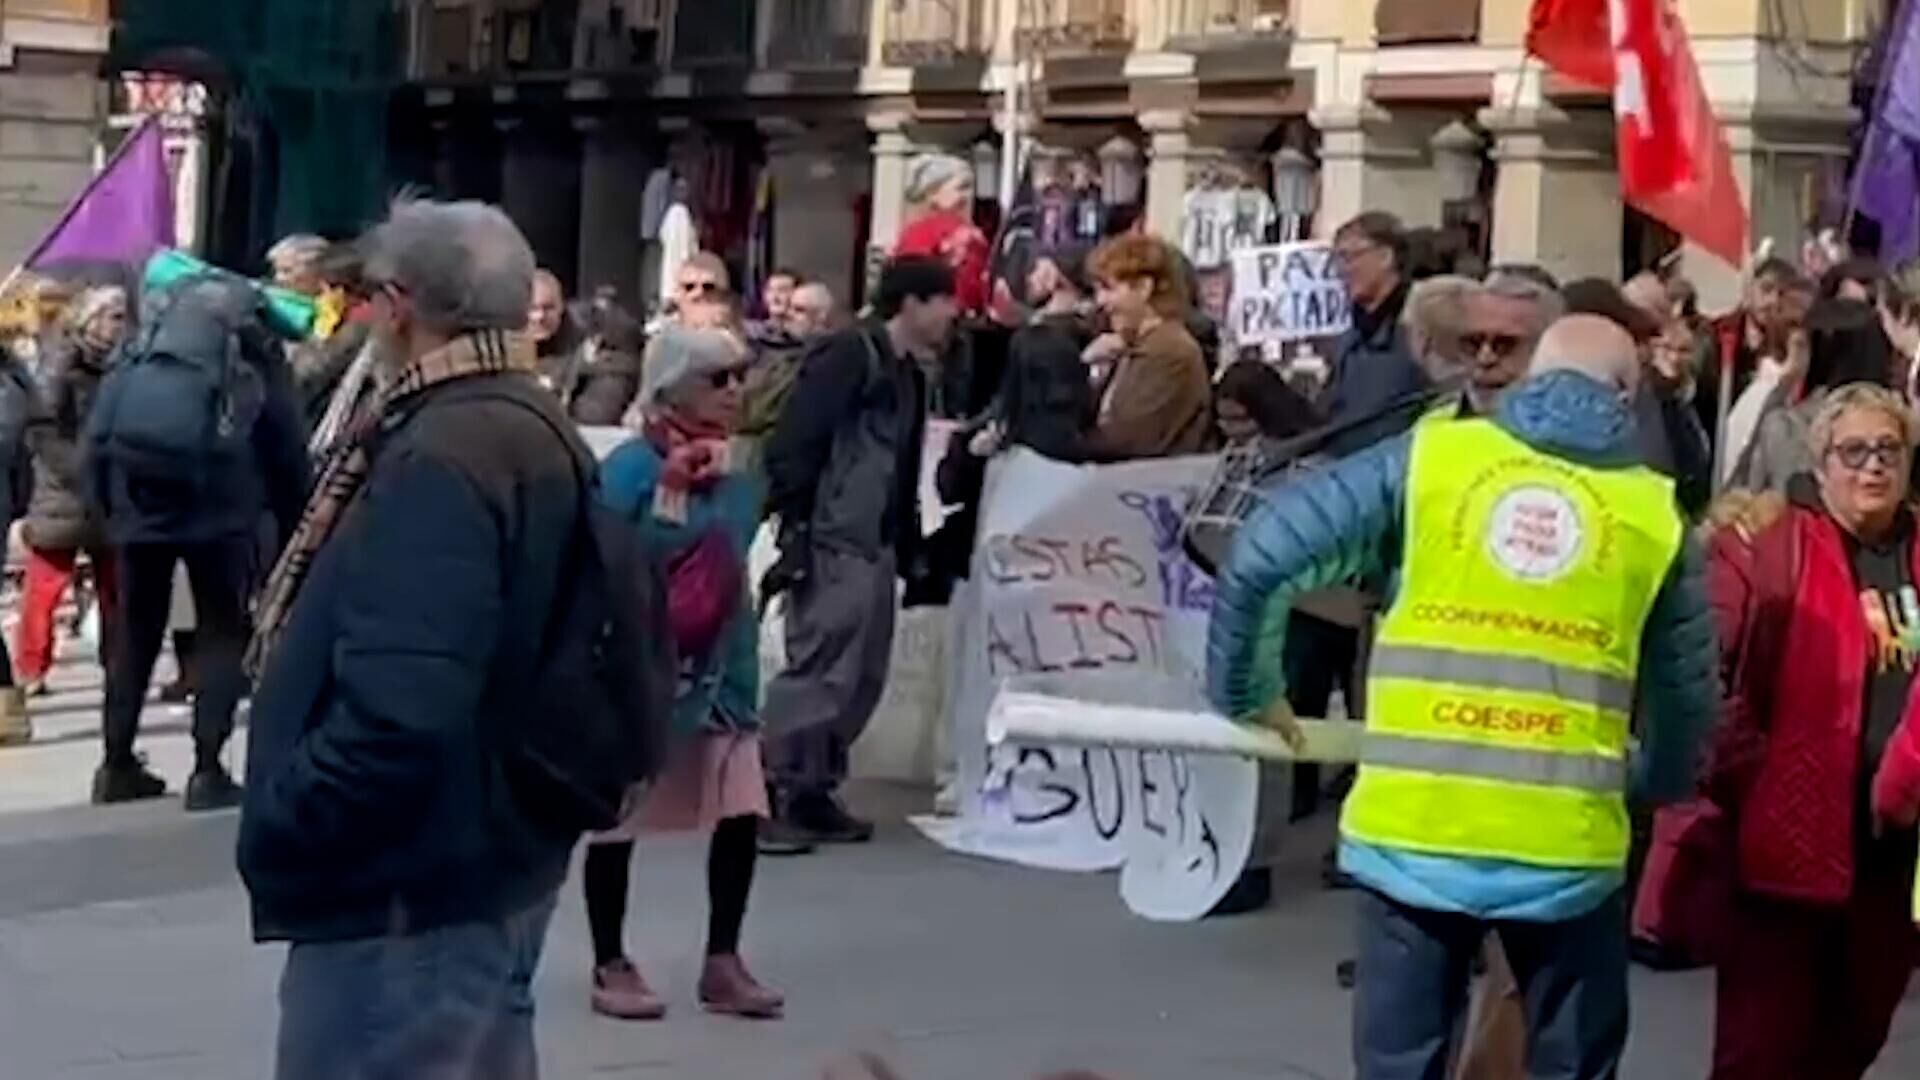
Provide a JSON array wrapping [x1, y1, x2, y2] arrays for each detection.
[[1352, 887, 1629, 1080], [274, 896, 558, 1080]]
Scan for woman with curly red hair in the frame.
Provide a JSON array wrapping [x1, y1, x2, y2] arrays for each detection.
[[1081, 234, 1210, 461]]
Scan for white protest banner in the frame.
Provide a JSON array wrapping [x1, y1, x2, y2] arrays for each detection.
[[1229, 241, 1352, 345], [911, 449, 1259, 921]]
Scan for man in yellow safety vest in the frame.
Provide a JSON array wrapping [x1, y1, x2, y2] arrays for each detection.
[[1207, 314, 1718, 1080]]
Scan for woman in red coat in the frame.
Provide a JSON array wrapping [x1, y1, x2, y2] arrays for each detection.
[[1704, 382, 1920, 1079]]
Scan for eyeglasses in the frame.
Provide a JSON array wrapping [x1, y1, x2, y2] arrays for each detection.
[[1333, 242, 1379, 265], [680, 280, 721, 297], [1462, 333, 1524, 358], [707, 366, 748, 389], [1828, 437, 1906, 471]]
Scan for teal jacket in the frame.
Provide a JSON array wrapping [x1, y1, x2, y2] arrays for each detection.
[[600, 438, 762, 737]]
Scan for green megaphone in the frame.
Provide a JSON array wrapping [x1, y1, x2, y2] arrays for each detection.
[[141, 248, 317, 340]]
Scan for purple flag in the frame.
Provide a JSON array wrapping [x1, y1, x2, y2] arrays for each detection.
[[26, 117, 174, 269]]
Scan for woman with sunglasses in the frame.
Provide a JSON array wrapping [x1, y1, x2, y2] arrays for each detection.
[[1703, 382, 1920, 1078], [582, 326, 794, 1022]]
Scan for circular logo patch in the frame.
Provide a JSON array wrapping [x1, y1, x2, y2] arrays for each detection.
[[1485, 485, 1584, 582]]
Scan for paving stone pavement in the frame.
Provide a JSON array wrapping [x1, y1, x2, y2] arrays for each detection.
[[0, 652, 1914, 1078]]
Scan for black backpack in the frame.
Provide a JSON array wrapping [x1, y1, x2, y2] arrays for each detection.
[[396, 380, 675, 835], [92, 277, 265, 495]]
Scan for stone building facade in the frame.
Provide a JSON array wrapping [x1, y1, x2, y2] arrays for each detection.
[[0, 0, 110, 268], [394, 0, 1878, 313]]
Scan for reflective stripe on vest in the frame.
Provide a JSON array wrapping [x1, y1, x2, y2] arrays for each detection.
[[1341, 417, 1683, 871], [1369, 643, 1637, 715], [1362, 732, 1629, 792]]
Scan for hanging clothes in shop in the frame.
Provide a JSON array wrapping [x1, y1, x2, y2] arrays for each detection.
[[657, 196, 698, 312], [1182, 180, 1278, 271]]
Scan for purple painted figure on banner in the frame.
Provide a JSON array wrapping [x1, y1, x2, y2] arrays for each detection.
[[1855, 0, 1920, 260], [27, 116, 175, 269]]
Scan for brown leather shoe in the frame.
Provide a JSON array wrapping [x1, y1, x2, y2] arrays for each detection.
[[591, 958, 666, 1020], [698, 953, 784, 1019]]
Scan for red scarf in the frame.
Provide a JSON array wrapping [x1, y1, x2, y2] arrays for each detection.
[[644, 408, 731, 524]]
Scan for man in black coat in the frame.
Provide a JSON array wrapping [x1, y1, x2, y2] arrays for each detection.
[[238, 200, 586, 1079], [760, 256, 959, 847]]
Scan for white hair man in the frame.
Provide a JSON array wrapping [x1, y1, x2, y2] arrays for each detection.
[[267, 234, 329, 297], [1208, 312, 1716, 1078], [239, 199, 596, 1079]]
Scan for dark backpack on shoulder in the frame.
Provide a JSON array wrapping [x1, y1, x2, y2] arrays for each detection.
[[93, 278, 265, 498], [397, 379, 675, 835]]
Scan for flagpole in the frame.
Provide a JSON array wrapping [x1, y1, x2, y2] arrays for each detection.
[[999, 0, 1027, 215]]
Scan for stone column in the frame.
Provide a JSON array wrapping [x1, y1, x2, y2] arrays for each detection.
[[867, 112, 915, 254], [1309, 104, 1449, 233], [574, 118, 650, 309], [1140, 109, 1192, 240], [1477, 104, 1622, 285], [764, 120, 871, 306]]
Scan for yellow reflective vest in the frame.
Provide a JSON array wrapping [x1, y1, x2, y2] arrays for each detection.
[[1341, 418, 1684, 870]]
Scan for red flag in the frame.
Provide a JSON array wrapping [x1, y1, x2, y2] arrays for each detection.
[[1527, 0, 1748, 267], [1525, 0, 1612, 89]]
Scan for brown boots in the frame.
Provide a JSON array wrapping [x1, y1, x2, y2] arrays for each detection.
[[0, 687, 30, 746]]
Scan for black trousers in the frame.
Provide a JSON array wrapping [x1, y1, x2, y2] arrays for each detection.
[[102, 538, 251, 768]]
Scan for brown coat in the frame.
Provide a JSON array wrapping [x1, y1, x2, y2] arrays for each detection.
[[1084, 319, 1210, 461]]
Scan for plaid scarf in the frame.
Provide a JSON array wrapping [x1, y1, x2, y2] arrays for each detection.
[[245, 329, 537, 676]]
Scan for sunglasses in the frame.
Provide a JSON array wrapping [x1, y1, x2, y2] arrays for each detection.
[[707, 366, 748, 389], [1462, 333, 1524, 358], [1828, 437, 1906, 471], [680, 280, 721, 297]]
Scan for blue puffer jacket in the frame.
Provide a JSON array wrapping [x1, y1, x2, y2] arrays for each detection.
[[600, 438, 762, 738], [1206, 370, 1719, 920]]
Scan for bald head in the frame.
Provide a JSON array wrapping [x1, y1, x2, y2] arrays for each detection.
[[1530, 314, 1641, 400]]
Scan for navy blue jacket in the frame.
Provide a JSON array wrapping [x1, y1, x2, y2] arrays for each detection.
[[238, 374, 582, 943]]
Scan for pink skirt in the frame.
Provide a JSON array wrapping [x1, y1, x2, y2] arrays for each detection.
[[590, 731, 769, 843]]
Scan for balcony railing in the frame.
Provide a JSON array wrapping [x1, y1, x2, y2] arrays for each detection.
[[882, 0, 994, 66], [1169, 0, 1290, 43], [673, 0, 756, 67], [1018, 0, 1130, 55], [765, 0, 869, 68]]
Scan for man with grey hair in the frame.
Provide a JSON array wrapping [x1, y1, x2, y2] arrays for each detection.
[[239, 199, 595, 1079], [1452, 270, 1565, 416]]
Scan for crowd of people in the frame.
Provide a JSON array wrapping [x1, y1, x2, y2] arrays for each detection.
[[0, 139, 1914, 1076]]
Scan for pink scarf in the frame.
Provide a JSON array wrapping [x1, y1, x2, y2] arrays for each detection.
[[644, 408, 731, 524]]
